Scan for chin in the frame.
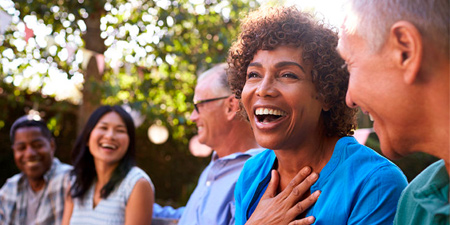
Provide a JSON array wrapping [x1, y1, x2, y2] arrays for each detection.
[[255, 137, 282, 150], [379, 141, 405, 160]]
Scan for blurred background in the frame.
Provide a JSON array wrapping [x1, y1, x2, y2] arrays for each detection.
[[0, 0, 438, 207]]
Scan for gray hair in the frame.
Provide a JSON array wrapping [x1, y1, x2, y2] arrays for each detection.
[[197, 63, 231, 96], [343, 0, 449, 54]]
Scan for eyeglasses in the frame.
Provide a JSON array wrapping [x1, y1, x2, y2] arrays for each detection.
[[193, 96, 230, 113]]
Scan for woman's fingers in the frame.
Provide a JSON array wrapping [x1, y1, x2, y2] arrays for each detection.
[[287, 172, 318, 199], [260, 170, 280, 200], [288, 216, 316, 225], [246, 167, 320, 225], [283, 166, 312, 195], [286, 190, 320, 219]]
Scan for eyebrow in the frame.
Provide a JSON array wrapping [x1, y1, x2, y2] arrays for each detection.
[[275, 61, 306, 73], [98, 122, 126, 128], [13, 138, 47, 145], [248, 61, 306, 73]]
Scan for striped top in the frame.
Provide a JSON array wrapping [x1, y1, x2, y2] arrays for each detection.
[[69, 167, 153, 225]]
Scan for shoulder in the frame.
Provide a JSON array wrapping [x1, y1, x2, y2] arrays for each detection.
[[340, 137, 405, 176], [51, 158, 72, 176], [0, 173, 23, 195], [2, 173, 23, 186], [333, 137, 407, 190], [408, 159, 446, 188], [401, 159, 448, 200], [236, 149, 273, 192], [241, 149, 273, 176], [47, 158, 72, 187], [132, 178, 154, 195], [122, 167, 154, 196]]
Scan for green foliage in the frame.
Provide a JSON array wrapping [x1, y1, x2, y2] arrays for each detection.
[[0, 0, 259, 205], [2, 0, 259, 142]]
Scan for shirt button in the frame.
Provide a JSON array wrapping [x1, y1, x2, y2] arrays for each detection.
[[206, 181, 211, 186]]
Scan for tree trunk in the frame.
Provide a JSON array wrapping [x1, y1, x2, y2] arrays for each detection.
[[77, 9, 106, 133]]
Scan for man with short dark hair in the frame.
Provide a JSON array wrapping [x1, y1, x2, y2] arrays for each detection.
[[0, 115, 72, 225], [338, 0, 449, 224]]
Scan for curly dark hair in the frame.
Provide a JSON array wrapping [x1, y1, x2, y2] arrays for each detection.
[[227, 6, 356, 137]]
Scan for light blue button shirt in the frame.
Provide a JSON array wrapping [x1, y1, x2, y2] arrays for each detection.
[[154, 148, 263, 225]]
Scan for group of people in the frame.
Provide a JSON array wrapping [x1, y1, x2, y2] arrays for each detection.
[[0, 0, 448, 224]]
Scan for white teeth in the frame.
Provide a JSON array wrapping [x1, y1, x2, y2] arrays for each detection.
[[255, 108, 286, 116], [369, 114, 374, 121], [26, 161, 39, 167], [101, 143, 116, 149]]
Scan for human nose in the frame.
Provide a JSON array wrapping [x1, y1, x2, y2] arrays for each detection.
[[104, 128, 116, 139], [24, 145, 37, 157], [255, 75, 277, 97], [190, 108, 199, 122], [345, 89, 358, 108]]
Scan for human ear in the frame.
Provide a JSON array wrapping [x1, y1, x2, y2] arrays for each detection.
[[50, 138, 56, 155], [225, 95, 239, 120], [389, 21, 423, 84]]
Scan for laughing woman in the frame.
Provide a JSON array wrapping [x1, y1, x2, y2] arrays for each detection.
[[62, 105, 154, 225], [228, 6, 407, 225]]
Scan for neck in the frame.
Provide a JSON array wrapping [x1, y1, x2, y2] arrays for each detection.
[[275, 135, 339, 191], [28, 177, 46, 192], [94, 160, 118, 186], [413, 61, 449, 173], [214, 121, 259, 158]]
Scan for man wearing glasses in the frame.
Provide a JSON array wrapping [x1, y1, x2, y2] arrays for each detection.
[[153, 63, 261, 225]]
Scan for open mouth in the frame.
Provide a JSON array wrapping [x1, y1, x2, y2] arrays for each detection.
[[255, 107, 287, 124], [100, 143, 117, 150]]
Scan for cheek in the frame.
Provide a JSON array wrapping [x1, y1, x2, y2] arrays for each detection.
[[241, 85, 253, 114], [13, 153, 22, 164], [88, 130, 100, 147], [120, 135, 130, 149]]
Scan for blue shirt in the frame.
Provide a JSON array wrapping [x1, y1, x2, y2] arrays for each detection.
[[0, 158, 72, 225], [156, 148, 263, 225], [394, 160, 449, 225], [235, 136, 408, 225]]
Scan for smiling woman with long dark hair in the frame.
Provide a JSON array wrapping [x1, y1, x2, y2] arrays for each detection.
[[227, 6, 408, 225], [62, 105, 154, 225]]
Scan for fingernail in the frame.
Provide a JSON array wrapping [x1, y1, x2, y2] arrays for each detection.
[[303, 166, 311, 173], [310, 172, 318, 179], [308, 216, 315, 223], [313, 190, 321, 198]]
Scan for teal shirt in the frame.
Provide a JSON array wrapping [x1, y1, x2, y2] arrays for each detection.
[[394, 160, 450, 225]]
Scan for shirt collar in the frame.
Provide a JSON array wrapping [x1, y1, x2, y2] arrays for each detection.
[[211, 148, 265, 162]]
